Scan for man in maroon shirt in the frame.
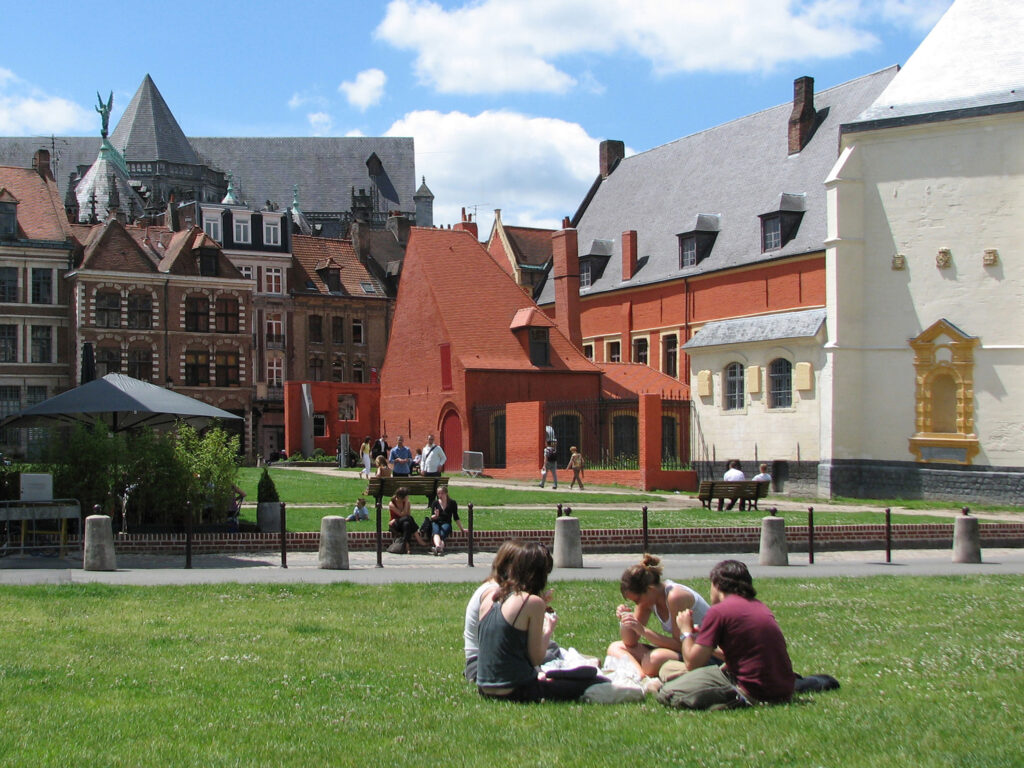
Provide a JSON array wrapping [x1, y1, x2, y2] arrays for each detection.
[[656, 559, 794, 709]]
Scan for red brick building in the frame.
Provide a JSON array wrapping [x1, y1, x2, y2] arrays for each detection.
[[67, 219, 253, 448], [380, 224, 692, 489]]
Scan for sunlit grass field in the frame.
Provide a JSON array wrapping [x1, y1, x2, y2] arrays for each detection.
[[0, 575, 1020, 767], [236, 468, 957, 532]]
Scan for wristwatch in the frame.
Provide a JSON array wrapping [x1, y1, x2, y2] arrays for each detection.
[[681, 632, 694, 641]]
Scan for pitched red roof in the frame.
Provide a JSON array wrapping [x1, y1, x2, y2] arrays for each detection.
[[599, 362, 690, 398], [0, 165, 73, 242], [78, 219, 158, 272], [291, 234, 386, 297], [398, 227, 599, 372]]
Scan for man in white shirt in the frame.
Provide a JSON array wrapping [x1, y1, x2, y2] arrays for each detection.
[[721, 460, 745, 510], [752, 463, 772, 484], [421, 433, 447, 477]]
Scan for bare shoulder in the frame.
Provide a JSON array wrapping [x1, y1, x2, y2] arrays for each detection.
[[667, 584, 696, 610]]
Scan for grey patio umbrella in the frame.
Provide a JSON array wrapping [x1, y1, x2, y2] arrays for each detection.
[[0, 373, 241, 432]]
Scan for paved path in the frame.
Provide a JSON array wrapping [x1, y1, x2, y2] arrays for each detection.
[[3, 547, 1023, 587]]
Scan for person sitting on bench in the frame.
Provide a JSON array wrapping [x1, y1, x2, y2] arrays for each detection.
[[720, 460, 745, 510]]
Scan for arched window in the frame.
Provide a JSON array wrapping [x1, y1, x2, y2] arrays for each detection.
[[96, 346, 121, 375], [768, 358, 792, 409], [724, 363, 744, 410]]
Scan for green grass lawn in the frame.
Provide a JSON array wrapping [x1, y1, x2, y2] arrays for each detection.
[[237, 468, 956, 531], [0, 575, 1020, 767]]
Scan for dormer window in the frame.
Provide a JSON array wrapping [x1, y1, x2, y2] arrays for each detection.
[[0, 195, 17, 239], [203, 213, 222, 243], [580, 260, 592, 289], [529, 327, 550, 366], [759, 193, 805, 253], [676, 214, 720, 269], [233, 217, 251, 244]]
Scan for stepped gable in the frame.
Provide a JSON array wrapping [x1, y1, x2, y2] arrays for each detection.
[[110, 74, 200, 166], [77, 218, 158, 272], [291, 234, 386, 296], [849, 0, 1024, 128], [399, 227, 599, 373], [0, 162, 72, 242], [535, 66, 898, 305]]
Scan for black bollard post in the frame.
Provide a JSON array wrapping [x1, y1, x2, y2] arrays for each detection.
[[564, 506, 572, 518], [962, 506, 970, 516], [807, 507, 814, 565], [375, 498, 384, 568], [280, 501, 287, 569], [556, 503, 562, 519], [642, 505, 649, 553], [467, 502, 474, 568], [884, 507, 892, 563], [185, 500, 192, 570]]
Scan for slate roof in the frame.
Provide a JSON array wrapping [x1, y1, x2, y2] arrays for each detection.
[[0, 164, 73, 242], [682, 308, 827, 350], [189, 136, 415, 215], [535, 67, 898, 305], [291, 235, 388, 298], [848, 0, 1024, 130], [503, 224, 554, 269], [0, 76, 416, 216], [110, 75, 200, 166], [399, 227, 601, 373], [74, 140, 145, 223]]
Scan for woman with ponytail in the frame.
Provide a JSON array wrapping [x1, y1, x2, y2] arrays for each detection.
[[605, 553, 711, 679]]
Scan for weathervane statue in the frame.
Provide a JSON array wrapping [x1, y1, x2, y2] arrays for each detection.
[[96, 91, 113, 139]]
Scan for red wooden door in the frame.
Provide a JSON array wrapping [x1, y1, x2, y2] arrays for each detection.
[[440, 410, 462, 472]]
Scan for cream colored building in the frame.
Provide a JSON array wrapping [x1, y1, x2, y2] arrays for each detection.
[[819, 0, 1024, 501]]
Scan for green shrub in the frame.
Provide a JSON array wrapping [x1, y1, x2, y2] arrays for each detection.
[[257, 467, 280, 503]]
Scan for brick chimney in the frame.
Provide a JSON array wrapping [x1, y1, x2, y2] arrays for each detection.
[[622, 230, 637, 281], [788, 76, 817, 154], [452, 207, 478, 239], [552, 227, 582, 348], [600, 140, 625, 179], [32, 149, 52, 180]]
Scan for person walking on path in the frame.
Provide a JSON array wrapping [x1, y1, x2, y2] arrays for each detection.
[[421, 433, 447, 477], [359, 436, 373, 479], [539, 441, 558, 488], [567, 446, 585, 490]]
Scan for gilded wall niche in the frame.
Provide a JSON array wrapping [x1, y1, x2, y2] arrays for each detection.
[[908, 319, 979, 464]]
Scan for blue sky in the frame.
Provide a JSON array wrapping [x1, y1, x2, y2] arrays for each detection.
[[1, 0, 952, 236]]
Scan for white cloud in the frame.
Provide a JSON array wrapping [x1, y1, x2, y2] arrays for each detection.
[[869, 0, 952, 32], [344, 128, 366, 137], [376, 0, 942, 94], [307, 112, 333, 135], [0, 69, 93, 134], [339, 69, 388, 111], [386, 109, 607, 238]]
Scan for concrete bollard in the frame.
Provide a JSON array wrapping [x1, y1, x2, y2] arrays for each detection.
[[318, 515, 350, 570], [83, 514, 117, 571], [758, 516, 788, 566], [952, 513, 981, 564], [552, 516, 583, 568]]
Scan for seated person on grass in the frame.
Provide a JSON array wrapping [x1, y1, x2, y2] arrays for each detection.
[[655, 559, 794, 709], [346, 497, 370, 522], [464, 539, 564, 682], [605, 554, 710, 680]]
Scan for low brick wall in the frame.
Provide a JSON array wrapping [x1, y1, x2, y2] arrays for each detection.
[[87, 522, 1024, 556]]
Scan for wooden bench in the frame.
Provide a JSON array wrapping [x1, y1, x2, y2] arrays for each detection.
[[366, 476, 449, 506], [698, 480, 769, 511]]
